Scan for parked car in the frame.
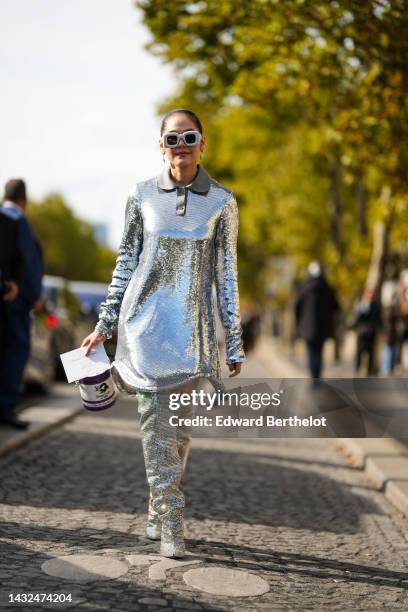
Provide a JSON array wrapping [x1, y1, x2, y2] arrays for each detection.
[[24, 275, 80, 387], [67, 280, 116, 358], [67, 280, 109, 324]]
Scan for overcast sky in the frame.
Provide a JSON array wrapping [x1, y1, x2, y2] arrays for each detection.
[[0, 0, 175, 247]]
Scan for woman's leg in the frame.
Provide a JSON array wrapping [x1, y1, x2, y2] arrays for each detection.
[[176, 378, 200, 480], [138, 388, 184, 554], [137, 377, 200, 557]]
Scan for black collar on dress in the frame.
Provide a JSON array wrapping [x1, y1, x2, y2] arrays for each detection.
[[156, 164, 211, 194]]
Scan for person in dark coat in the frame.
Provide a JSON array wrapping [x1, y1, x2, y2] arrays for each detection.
[[0, 212, 24, 349], [0, 179, 43, 429], [294, 261, 340, 379], [352, 288, 382, 376], [395, 272, 408, 369], [380, 304, 399, 375]]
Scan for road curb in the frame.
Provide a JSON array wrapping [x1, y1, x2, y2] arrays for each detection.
[[254, 335, 408, 516], [0, 386, 84, 458]]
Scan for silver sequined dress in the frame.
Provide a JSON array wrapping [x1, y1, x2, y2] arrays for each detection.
[[95, 163, 246, 393]]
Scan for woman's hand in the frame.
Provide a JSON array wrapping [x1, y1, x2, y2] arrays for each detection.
[[227, 362, 241, 377], [81, 331, 107, 356]]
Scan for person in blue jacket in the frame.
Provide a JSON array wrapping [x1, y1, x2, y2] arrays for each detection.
[[0, 179, 43, 429]]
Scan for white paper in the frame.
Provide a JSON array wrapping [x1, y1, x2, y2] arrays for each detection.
[[59, 344, 111, 383]]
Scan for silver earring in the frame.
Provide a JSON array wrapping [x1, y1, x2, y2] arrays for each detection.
[[200, 150, 204, 159], [162, 153, 166, 163]]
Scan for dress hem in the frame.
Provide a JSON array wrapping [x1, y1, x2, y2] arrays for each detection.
[[110, 363, 225, 395]]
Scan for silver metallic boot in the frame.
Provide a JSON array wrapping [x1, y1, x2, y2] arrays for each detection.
[[146, 495, 161, 540], [146, 438, 191, 541], [138, 387, 188, 556], [160, 504, 186, 558], [159, 423, 192, 557]]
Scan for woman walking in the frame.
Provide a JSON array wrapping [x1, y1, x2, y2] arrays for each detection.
[[81, 108, 246, 558]]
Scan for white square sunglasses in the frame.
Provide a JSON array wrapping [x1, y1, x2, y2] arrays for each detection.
[[162, 130, 202, 148]]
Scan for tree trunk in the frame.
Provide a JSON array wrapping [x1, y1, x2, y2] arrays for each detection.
[[328, 155, 344, 261], [357, 175, 368, 236]]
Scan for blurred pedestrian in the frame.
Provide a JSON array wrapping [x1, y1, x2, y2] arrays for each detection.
[[0, 212, 24, 353], [294, 261, 340, 379], [0, 179, 43, 429], [352, 288, 381, 376], [381, 306, 399, 375], [241, 305, 261, 354], [396, 270, 408, 370], [379, 280, 399, 376]]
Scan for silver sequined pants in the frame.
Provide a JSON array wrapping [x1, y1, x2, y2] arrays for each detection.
[[137, 378, 200, 534]]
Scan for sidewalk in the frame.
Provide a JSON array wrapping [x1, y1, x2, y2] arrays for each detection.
[[1, 352, 408, 609], [0, 384, 83, 457], [253, 335, 408, 516], [275, 331, 408, 379]]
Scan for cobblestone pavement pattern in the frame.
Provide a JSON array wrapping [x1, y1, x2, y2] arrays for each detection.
[[1, 352, 408, 611]]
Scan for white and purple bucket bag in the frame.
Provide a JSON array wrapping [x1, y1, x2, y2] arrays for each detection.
[[78, 369, 117, 411]]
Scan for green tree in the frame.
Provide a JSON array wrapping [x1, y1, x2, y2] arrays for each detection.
[[137, 0, 408, 309], [27, 193, 116, 282]]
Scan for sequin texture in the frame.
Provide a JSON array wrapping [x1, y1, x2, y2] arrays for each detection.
[[95, 164, 246, 393], [137, 378, 196, 553]]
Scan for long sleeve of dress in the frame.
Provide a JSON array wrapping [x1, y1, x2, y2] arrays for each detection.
[[213, 193, 246, 363], [95, 188, 143, 339]]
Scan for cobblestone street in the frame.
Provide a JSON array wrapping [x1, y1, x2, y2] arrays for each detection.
[[1, 350, 408, 611]]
